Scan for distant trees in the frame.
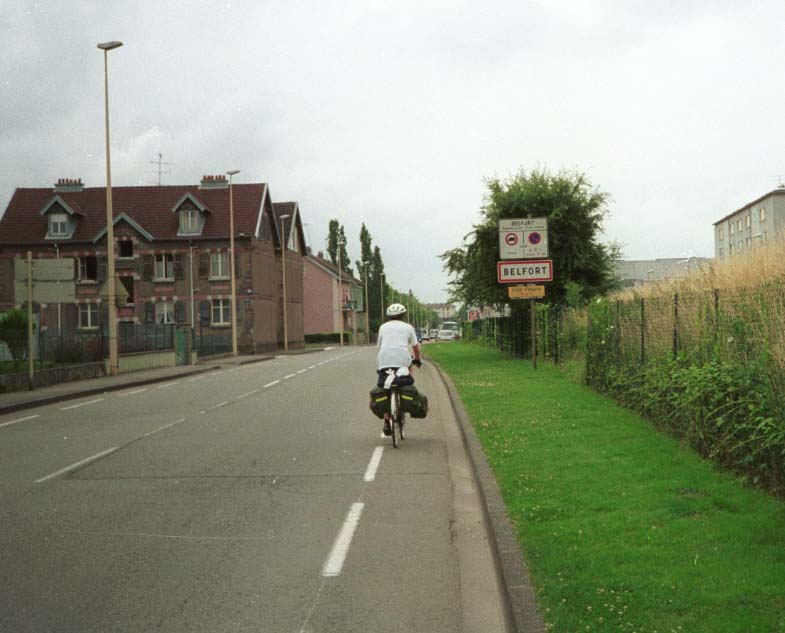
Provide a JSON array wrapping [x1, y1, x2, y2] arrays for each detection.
[[327, 219, 352, 275], [441, 168, 620, 308]]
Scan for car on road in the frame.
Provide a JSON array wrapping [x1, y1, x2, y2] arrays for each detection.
[[437, 329, 455, 341], [430, 328, 439, 340], [440, 321, 461, 340]]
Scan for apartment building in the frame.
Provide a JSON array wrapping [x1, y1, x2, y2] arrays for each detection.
[[714, 188, 785, 260]]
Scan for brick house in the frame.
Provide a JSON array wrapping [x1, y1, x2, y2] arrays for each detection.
[[0, 176, 306, 353], [303, 251, 366, 342]]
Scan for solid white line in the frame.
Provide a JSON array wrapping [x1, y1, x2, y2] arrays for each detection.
[[322, 502, 365, 577], [237, 389, 258, 400], [363, 447, 384, 482], [214, 401, 229, 409], [61, 398, 104, 411], [118, 388, 147, 397], [157, 381, 180, 389], [297, 369, 308, 374], [142, 418, 186, 438], [0, 414, 40, 429], [283, 374, 296, 380], [263, 380, 280, 388], [323, 346, 335, 351], [35, 446, 119, 483], [309, 365, 316, 370]]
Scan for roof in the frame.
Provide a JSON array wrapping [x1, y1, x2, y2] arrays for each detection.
[[713, 188, 785, 226], [272, 201, 298, 247], [0, 184, 267, 244], [305, 253, 361, 285]]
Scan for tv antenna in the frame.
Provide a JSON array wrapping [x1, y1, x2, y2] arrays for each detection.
[[149, 152, 174, 185]]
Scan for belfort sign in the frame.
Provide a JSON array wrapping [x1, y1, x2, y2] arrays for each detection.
[[497, 259, 553, 283]]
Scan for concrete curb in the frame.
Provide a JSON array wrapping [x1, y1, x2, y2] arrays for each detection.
[[0, 366, 219, 417], [429, 358, 546, 633]]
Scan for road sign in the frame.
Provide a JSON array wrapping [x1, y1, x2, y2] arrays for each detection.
[[14, 257, 76, 303], [497, 259, 553, 283], [508, 284, 545, 299], [499, 217, 548, 259]]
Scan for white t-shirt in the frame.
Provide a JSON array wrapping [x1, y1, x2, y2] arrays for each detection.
[[377, 320, 419, 369]]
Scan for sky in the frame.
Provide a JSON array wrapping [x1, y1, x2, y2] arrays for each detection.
[[2, 0, 785, 303]]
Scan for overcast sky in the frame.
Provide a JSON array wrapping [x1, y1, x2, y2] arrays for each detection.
[[2, 1, 784, 302]]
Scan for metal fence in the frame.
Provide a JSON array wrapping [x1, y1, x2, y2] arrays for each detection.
[[195, 330, 232, 357]]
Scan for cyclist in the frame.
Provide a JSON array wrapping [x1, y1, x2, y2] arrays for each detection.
[[377, 303, 422, 436]]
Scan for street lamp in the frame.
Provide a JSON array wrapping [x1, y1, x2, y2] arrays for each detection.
[[226, 170, 241, 356], [363, 260, 370, 344], [279, 213, 291, 352], [380, 272, 385, 321], [97, 40, 122, 376]]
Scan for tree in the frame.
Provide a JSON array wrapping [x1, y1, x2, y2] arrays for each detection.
[[326, 219, 352, 275], [0, 308, 28, 370], [441, 168, 620, 308]]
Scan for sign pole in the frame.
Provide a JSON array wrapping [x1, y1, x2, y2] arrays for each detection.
[[27, 251, 34, 389], [530, 298, 537, 370]]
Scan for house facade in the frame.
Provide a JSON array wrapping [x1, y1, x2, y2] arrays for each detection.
[[613, 258, 712, 287], [303, 252, 366, 341], [0, 176, 306, 353], [713, 188, 785, 260]]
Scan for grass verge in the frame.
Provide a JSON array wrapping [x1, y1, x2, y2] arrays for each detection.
[[426, 342, 785, 633]]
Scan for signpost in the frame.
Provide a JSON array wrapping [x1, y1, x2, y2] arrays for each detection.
[[497, 218, 552, 370]]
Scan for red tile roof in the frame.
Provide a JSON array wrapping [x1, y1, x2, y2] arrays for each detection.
[[0, 184, 267, 244]]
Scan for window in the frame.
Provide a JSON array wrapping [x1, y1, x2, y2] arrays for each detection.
[[746, 237, 751, 249], [719, 247, 724, 258], [119, 276, 134, 304], [49, 213, 68, 237], [212, 298, 231, 325], [729, 223, 735, 236], [154, 254, 174, 280], [760, 207, 766, 222], [78, 256, 98, 282], [729, 243, 734, 254], [737, 219, 742, 231], [78, 303, 99, 329], [180, 209, 199, 234], [210, 251, 230, 279], [746, 215, 751, 228], [118, 240, 133, 258], [719, 227, 724, 240], [155, 301, 174, 324]]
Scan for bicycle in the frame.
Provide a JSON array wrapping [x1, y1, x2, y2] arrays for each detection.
[[384, 369, 406, 449]]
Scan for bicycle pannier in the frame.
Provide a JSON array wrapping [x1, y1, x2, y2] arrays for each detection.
[[369, 386, 390, 419], [399, 385, 429, 418]]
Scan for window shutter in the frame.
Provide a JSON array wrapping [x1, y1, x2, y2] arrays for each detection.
[[174, 300, 186, 323], [97, 256, 108, 282], [142, 255, 154, 281], [199, 253, 209, 278], [199, 300, 211, 323], [144, 301, 155, 324], [174, 254, 185, 280]]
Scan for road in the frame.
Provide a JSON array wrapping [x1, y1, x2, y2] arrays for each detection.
[[0, 347, 507, 633]]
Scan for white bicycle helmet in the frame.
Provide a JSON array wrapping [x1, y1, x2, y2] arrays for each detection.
[[386, 303, 407, 317]]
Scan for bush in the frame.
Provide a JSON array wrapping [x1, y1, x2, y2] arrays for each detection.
[[304, 332, 353, 344]]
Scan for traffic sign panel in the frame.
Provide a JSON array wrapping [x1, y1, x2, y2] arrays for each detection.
[[508, 285, 545, 299], [497, 259, 553, 283], [499, 217, 548, 259]]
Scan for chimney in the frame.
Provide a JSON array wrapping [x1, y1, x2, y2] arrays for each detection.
[[54, 178, 84, 193], [199, 174, 229, 189]]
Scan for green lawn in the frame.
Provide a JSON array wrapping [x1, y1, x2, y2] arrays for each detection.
[[426, 342, 785, 633]]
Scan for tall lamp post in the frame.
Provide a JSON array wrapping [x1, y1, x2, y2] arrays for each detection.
[[362, 260, 370, 344], [380, 273, 385, 321], [226, 169, 241, 356], [279, 213, 291, 352], [97, 40, 122, 376]]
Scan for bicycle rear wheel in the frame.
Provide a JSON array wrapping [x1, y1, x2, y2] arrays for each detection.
[[390, 390, 399, 449]]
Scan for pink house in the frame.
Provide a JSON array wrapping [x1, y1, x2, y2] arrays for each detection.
[[303, 252, 367, 342]]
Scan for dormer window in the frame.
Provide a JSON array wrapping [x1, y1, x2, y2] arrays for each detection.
[[49, 213, 68, 237], [180, 209, 199, 234]]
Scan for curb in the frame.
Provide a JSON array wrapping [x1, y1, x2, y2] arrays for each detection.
[[429, 358, 546, 633], [0, 366, 218, 417]]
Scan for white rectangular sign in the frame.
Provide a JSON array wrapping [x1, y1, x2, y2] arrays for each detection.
[[14, 258, 76, 303], [497, 260, 553, 284], [499, 217, 548, 259]]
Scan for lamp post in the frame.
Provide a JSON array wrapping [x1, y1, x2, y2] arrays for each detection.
[[279, 213, 291, 352], [226, 169, 241, 356], [380, 273, 385, 321], [97, 40, 122, 376], [363, 260, 370, 344]]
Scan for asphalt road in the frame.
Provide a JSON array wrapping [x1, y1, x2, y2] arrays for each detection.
[[0, 347, 507, 633]]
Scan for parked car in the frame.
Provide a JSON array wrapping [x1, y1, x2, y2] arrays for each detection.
[[440, 321, 461, 340], [437, 329, 455, 341], [430, 328, 439, 340], [419, 328, 430, 341]]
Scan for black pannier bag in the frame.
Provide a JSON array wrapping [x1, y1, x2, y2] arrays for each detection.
[[369, 386, 390, 419], [399, 385, 429, 418]]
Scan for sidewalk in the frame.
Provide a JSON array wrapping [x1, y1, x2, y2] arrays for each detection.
[[0, 347, 328, 416]]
